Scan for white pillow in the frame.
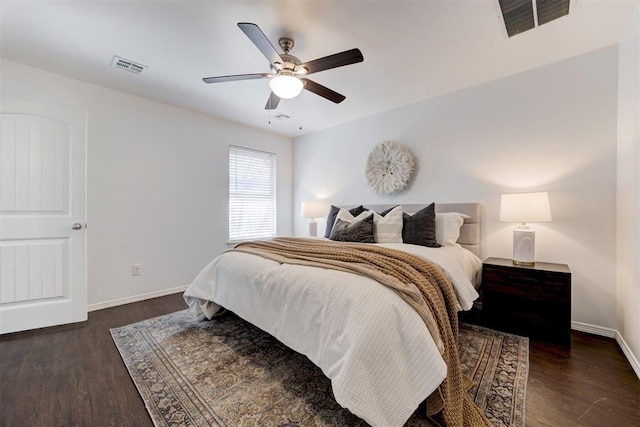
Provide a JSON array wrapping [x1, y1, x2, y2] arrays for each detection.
[[334, 208, 373, 229], [370, 206, 403, 243], [436, 212, 470, 246]]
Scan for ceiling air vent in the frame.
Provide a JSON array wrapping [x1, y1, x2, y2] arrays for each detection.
[[111, 56, 147, 74], [499, 0, 535, 37], [273, 113, 292, 120], [536, 0, 570, 26], [498, 0, 570, 37]]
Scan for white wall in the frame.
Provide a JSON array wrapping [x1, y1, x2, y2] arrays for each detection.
[[617, 6, 640, 373], [293, 47, 619, 331], [1, 59, 293, 307]]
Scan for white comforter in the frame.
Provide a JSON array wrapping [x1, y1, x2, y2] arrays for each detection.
[[183, 242, 481, 427]]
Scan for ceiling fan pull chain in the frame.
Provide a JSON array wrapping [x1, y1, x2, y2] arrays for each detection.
[[298, 91, 303, 130]]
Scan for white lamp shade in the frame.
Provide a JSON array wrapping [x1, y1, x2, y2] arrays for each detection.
[[301, 201, 328, 219], [269, 75, 303, 99], [500, 192, 552, 223]]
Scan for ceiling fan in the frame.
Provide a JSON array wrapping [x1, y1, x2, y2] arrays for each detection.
[[202, 22, 364, 110]]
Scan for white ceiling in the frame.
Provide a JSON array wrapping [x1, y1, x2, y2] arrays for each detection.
[[1, 0, 637, 137]]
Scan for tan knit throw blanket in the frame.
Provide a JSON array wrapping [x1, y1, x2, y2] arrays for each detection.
[[232, 238, 490, 427]]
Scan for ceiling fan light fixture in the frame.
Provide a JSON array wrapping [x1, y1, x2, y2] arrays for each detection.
[[269, 75, 303, 99]]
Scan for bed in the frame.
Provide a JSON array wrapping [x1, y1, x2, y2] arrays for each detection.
[[184, 203, 484, 426]]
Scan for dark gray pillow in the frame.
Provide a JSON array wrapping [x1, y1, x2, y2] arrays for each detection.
[[329, 215, 375, 243], [401, 203, 440, 248], [324, 205, 366, 238], [378, 205, 400, 216]]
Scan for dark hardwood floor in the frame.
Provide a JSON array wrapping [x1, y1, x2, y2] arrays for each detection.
[[527, 333, 639, 426], [1, 293, 638, 426], [0, 293, 188, 427]]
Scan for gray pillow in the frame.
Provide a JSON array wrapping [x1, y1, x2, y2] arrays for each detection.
[[324, 205, 366, 238], [401, 203, 440, 248], [329, 215, 375, 243]]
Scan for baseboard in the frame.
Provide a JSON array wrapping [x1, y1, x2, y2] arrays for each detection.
[[571, 321, 617, 338], [615, 331, 640, 379], [572, 320, 640, 379], [88, 285, 189, 312]]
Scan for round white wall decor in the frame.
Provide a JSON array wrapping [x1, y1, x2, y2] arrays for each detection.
[[365, 140, 414, 195]]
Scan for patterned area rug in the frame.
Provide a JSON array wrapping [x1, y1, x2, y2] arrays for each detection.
[[111, 309, 528, 427]]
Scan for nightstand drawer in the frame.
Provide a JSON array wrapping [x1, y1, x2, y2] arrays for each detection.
[[483, 268, 570, 301], [484, 292, 568, 325]]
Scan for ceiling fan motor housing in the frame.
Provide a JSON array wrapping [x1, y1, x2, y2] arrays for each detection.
[[274, 38, 308, 75]]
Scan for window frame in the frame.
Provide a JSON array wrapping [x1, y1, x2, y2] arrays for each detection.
[[228, 145, 277, 243]]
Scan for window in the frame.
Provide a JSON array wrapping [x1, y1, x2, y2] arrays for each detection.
[[229, 146, 277, 242]]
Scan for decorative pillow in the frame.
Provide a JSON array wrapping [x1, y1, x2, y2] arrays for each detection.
[[371, 205, 403, 243], [324, 205, 366, 238], [334, 208, 371, 225], [329, 213, 375, 243], [401, 203, 440, 248], [436, 212, 471, 246]]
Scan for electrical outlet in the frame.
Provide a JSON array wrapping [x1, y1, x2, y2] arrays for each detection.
[[132, 264, 142, 276]]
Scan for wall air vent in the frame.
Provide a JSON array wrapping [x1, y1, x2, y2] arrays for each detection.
[[111, 56, 147, 74], [498, 0, 570, 37]]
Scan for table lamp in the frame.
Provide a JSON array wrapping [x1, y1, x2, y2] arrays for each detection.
[[500, 192, 552, 266], [301, 202, 328, 237]]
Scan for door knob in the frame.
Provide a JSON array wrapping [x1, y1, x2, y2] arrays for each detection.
[[71, 223, 83, 230]]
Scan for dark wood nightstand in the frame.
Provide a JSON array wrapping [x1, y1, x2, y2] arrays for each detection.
[[482, 257, 571, 347]]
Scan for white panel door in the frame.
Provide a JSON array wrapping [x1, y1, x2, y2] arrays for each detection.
[[0, 100, 86, 334]]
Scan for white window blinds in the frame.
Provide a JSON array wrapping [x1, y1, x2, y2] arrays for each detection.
[[229, 146, 277, 242]]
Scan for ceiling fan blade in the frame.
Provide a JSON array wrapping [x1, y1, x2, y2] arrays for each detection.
[[265, 92, 281, 110], [301, 78, 346, 103], [203, 73, 270, 84], [237, 22, 283, 67], [298, 48, 363, 75]]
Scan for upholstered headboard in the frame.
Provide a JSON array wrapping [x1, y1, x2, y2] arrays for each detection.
[[359, 203, 481, 257]]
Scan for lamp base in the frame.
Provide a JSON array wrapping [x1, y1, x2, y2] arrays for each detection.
[[308, 220, 318, 237], [513, 229, 535, 266]]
